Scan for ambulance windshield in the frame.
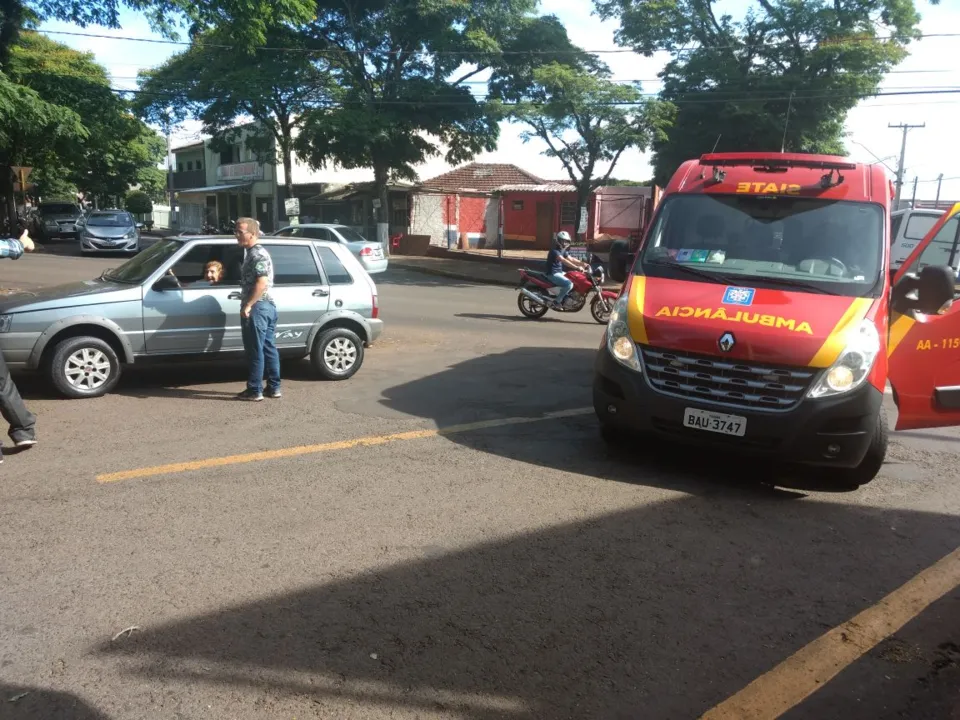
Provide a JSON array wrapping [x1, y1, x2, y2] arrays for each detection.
[[638, 194, 885, 297]]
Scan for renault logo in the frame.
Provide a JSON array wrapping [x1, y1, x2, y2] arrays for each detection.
[[718, 332, 736, 353]]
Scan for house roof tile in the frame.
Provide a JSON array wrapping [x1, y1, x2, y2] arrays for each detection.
[[421, 163, 544, 193]]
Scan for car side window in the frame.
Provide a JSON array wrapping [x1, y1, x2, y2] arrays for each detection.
[[168, 245, 243, 286], [908, 216, 960, 275], [268, 244, 322, 285], [315, 245, 353, 285], [890, 214, 903, 243], [307, 227, 332, 241]]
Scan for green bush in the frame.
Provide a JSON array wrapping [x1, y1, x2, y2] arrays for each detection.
[[125, 190, 153, 215]]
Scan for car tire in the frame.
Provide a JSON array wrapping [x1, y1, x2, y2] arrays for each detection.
[[49, 336, 122, 399], [311, 327, 364, 380], [826, 407, 889, 490]]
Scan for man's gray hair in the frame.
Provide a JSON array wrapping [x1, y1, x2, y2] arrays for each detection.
[[236, 216, 260, 235]]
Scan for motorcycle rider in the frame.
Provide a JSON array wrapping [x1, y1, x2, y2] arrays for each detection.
[[545, 231, 589, 308]]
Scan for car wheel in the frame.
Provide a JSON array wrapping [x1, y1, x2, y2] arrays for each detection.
[[825, 407, 889, 490], [311, 327, 364, 380], [49, 336, 121, 398]]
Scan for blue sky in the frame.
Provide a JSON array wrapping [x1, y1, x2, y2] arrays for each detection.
[[38, 1, 960, 198]]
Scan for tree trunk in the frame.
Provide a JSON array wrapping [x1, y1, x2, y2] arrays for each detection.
[[373, 162, 389, 253], [0, 167, 15, 236], [576, 184, 591, 245]]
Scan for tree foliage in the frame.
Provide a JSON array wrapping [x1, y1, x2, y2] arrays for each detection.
[[293, 1, 579, 241], [594, 0, 934, 183], [125, 188, 152, 214], [136, 26, 334, 198], [506, 61, 673, 236], [0, 30, 164, 228]]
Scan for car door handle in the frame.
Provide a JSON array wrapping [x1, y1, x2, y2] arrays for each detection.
[[313, 289, 329, 297], [228, 292, 241, 300]]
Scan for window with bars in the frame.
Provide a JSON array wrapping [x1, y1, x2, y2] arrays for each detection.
[[560, 201, 577, 224]]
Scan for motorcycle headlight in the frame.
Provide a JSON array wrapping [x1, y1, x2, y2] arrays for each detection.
[[606, 294, 641, 372], [807, 319, 880, 399]]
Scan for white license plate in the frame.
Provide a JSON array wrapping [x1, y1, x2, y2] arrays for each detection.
[[373, 248, 383, 258], [683, 408, 747, 437], [63, 225, 74, 232]]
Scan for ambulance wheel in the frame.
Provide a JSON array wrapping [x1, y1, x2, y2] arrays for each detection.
[[828, 408, 889, 490]]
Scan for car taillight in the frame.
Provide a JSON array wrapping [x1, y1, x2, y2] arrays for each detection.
[[360, 247, 373, 256], [372, 292, 379, 319]]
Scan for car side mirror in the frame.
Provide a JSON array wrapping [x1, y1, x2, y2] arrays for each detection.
[[152, 274, 181, 292], [608, 239, 632, 284], [892, 264, 955, 315]]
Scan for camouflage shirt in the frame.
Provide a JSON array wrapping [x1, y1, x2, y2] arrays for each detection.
[[240, 244, 274, 305]]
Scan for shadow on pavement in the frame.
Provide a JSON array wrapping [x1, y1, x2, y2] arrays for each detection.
[[377, 346, 869, 495], [96, 498, 960, 718], [0, 683, 111, 719], [376, 267, 494, 289]]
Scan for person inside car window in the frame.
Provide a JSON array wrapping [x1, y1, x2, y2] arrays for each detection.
[[192, 260, 224, 287]]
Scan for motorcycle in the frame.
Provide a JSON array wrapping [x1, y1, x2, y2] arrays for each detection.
[[517, 258, 619, 324]]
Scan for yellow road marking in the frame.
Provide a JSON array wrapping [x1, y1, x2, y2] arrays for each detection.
[[702, 545, 960, 719], [96, 408, 593, 483]]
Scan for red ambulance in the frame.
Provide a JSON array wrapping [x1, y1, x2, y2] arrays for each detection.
[[593, 152, 960, 488]]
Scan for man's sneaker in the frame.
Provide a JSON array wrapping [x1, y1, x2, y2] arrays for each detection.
[[236, 389, 264, 402], [264, 387, 282, 399], [14, 438, 37, 448]]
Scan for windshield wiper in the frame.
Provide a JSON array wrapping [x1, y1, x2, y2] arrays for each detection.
[[758, 276, 843, 295]]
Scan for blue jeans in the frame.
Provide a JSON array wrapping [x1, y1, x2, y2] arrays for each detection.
[[550, 272, 574, 303], [241, 300, 280, 394]]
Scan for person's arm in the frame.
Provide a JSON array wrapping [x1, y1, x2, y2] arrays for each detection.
[[560, 254, 587, 271], [0, 230, 35, 260]]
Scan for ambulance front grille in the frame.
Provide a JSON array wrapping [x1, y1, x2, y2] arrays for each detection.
[[640, 346, 817, 411]]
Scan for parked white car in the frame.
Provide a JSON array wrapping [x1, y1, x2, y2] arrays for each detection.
[[273, 224, 388, 274]]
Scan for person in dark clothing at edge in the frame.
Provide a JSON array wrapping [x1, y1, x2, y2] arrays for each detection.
[[544, 230, 589, 308], [0, 229, 38, 463], [234, 217, 281, 402]]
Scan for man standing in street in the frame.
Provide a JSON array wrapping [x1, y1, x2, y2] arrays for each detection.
[[235, 217, 281, 401], [0, 229, 38, 462]]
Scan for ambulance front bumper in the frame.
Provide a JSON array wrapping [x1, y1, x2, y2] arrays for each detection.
[[593, 345, 884, 468]]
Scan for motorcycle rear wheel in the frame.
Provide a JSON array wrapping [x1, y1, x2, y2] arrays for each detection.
[[518, 288, 549, 318]]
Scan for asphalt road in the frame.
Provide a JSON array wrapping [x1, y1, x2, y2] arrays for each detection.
[[0, 247, 958, 719]]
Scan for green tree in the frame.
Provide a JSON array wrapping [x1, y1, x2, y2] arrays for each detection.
[[125, 188, 152, 214], [507, 61, 673, 240], [594, 0, 935, 183], [135, 26, 334, 201], [0, 31, 164, 227], [294, 3, 578, 244]]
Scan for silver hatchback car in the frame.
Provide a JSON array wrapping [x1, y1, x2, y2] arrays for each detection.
[[273, 224, 388, 274], [0, 236, 383, 398]]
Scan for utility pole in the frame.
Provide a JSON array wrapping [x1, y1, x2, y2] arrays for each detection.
[[911, 176, 918, 206], [165, 123, 175, 228], [889, 122, 924, 209], [935, 173, 944, 205]]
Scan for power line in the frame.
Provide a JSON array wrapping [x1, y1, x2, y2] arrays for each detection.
[[39, 28, 960, 56]]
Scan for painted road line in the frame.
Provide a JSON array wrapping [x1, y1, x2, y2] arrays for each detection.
[[701, 545, 960, 720], [96, 408, 594, 484]]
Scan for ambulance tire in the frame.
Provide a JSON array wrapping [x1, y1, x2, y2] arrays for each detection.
[[829, 407, 889, 490]]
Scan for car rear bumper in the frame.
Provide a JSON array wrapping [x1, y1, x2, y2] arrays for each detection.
[[593, 345, 884, 469], [367, 319, 384, 344], [362, 258, 389, 274]]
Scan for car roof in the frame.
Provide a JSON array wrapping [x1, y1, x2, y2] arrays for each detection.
[[171, 235, 342, 247], [892, 208, 943, 215]]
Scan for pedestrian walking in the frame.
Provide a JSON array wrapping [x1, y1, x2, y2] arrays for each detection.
[[234, 217, 281, 401], [0, 229, 38, 462]]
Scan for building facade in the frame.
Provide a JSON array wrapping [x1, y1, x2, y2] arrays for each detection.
[[171, 127, 280, 232]]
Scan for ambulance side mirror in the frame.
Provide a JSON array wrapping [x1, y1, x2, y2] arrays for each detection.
[[608, 239, 632, 284], [892, 265, 955, 315]]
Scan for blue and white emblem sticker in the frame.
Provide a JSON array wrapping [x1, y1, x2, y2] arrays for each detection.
[[722, 286, 756, 306]]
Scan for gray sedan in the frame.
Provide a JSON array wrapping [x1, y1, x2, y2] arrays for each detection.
[[274, 224, 388, 274], [0, 236, 383, 398], [79, 210, 142, 255]]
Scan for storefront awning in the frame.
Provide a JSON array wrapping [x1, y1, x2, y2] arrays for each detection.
[[177, 182, 253, 195]]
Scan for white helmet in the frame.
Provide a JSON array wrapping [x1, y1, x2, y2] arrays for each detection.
[[556, 231, 572, 246]]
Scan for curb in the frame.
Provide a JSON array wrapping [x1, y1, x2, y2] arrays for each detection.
[[390, 263, 517, 288]]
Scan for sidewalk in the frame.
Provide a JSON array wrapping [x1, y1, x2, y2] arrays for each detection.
[[389, 255, 528, 286]]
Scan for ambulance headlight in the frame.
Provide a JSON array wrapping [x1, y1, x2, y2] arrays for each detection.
[[807, 320, 880, 399], [606, 295, 641, 372]]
